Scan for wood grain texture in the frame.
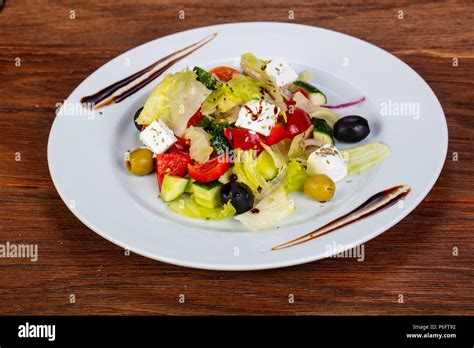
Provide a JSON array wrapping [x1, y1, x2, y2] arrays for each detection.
[[0, 0, 473, 315]]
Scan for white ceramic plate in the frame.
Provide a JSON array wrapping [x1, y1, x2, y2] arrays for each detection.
[[48, 22, 447, 270]]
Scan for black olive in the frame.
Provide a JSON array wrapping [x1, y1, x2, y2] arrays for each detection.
[[333, 115, 370, 143], [133, 107, 144, 131], [221, 182, 254, 215]]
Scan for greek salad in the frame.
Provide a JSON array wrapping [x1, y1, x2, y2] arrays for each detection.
[[124, 53, 390, 230]]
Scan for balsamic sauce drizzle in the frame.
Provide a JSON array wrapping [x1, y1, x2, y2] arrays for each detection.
[[0, 0, 7, 13], [80, 32, 218, 109], [272, 185, 411, 250]]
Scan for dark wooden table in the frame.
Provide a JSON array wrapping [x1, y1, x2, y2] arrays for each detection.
[[0, 0, 473, 315]]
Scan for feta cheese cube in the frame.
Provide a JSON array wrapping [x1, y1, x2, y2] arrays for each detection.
[[139, 119, 177, 154], [235, 99, 280, 136], [265, 57, 298, 87], [307, 144, 348, 182]]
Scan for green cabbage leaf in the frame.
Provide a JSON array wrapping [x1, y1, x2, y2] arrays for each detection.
[[136, 69, 211, 136]]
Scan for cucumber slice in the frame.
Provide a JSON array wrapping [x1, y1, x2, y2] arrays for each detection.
[[312, 118, 333, 133], [161, 175, 189, 202], [309, 92, 327, 106], [192, 182, 223, 209], [313, 131, 334, 146], [309, 107, 340, 128], [312, 118, 334, 146], [185, 178, 195, 193], [256, 150, 278, 180], [290, 80, 327, 106], [289, 80, 318, 93]]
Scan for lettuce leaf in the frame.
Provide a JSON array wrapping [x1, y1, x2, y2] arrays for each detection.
[[287, 126, 314, 161], [240, 53, 287, 112], [234, 185, 295, 231], [136, 69, 211, 136], [169, 195, 236, 220], [298, 70, 313, 82], [340, 141, 390, 175], [233, 150, 270, 199], [201, 74, 263, 115], [284, 159, 308, 193], [183, 126, 214, 164]]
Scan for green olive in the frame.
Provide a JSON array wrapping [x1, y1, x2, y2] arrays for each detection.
[[304, 174, 336, 202], [125, 148, 154, 176]]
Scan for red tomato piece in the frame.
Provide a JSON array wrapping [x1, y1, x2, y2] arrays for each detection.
[[285, 99, 296, 107], [223, 128, 263, 152], [209, 66, 240, 82], [155, 153, 191, 189], [188, 157, 231, 183], [264, 124, 289, 146], [187, 108, 205, 128], [285, 107, 312, 138], [167, 136, 189, 154]]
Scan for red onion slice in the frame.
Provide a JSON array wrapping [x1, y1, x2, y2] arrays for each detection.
[[324, 97, 366, 109]]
